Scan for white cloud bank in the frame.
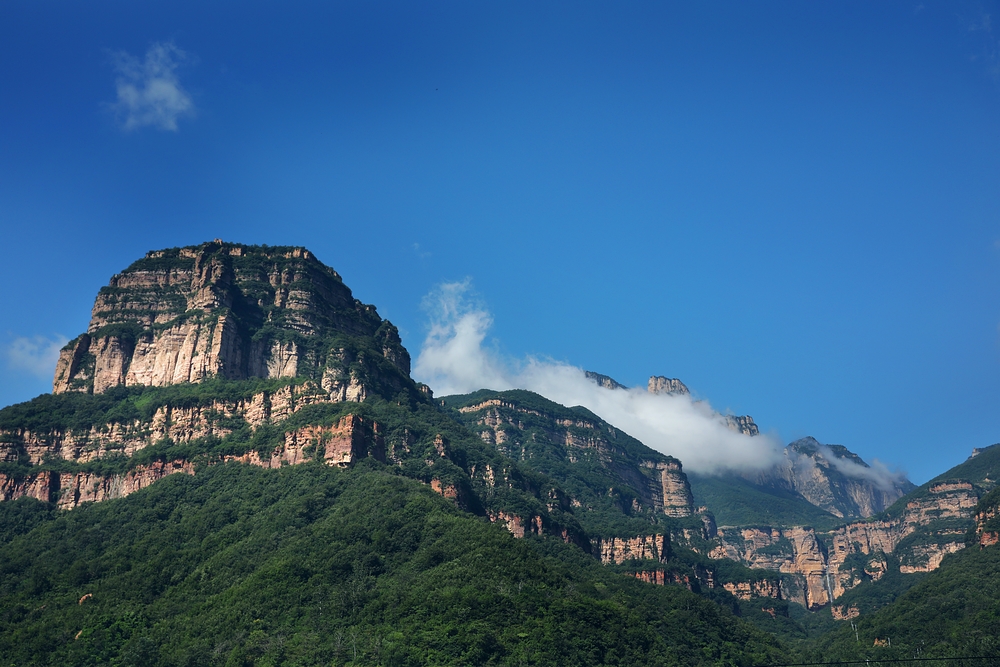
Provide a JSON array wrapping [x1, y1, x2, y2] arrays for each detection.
[[109, 42, 194, 131], [5, 335, 68, 379], [413, 281, 784, 475]]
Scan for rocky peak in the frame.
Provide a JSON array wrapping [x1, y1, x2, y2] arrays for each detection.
[[742, 437, 914, 519], [647, 376, 689, 396], [53, 241, 411, 399], [725, 415, 759, 436], [584, 371, 626, 391]]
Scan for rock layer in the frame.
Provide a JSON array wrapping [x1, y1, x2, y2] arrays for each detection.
[[701, 480, 981, 609], [54, 241, 410, 396]]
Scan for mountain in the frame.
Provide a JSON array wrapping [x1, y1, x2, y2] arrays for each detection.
[[798, 487, 1000, 662], [0, 241, 786, 665], [52, 240, 411, 397], [818, 443, 1000, 621], [438, 380, 930, 614], [690, 437, 914, 527]]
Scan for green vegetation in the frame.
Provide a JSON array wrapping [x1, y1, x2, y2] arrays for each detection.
[[0, 464, 785, 666], [688, 473, 842, 530]]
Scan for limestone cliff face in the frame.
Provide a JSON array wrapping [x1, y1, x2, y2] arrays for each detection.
[[53, 241, 410, 397], [724, 415, 760, 437], [699, 480, 982, 609], [584, 371, 627, 391], [594, 534, 668, 564], [647, 376, 689, 396], [0, 413, 385, 509], [742, 437, 913, 520], [451, 392, 695, 518], [0, 382, 346, 466], [722, 579, 782, 601], [974, 488, 1000, 549]]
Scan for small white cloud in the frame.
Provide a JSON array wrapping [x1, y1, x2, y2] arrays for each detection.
[[109, 42, 194, 131], [5, 335, 69, 378]]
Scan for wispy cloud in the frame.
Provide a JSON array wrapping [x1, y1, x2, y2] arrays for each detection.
[[108, 42, 194, 131], [4, 335, 68, 379], [413, 281, 784, 475]]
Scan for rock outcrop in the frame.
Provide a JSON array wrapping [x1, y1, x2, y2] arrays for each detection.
[[740, 437, 913, 520], [594, 534, 668, 565], [0, 412, 385, 509], [647, 376, 689, 396], [974, 487, 1000, 549], [724, 415, 760, 436], [53, 241, 410, 397], [584, 371, 626, 391], [700, 480, 982, 609], [450, 391, 695, 518]]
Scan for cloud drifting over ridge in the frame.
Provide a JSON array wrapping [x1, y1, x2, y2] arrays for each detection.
[[4, 335, 68, 379], [109, 42, 194, 131], [413, 281, 784, 474]]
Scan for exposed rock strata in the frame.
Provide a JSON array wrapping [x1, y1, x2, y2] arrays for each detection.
[[722, 579, 782, 601], [0, 413, 385, 509], [724, 415, 759, 437], [456, 396, 695, 518], [701, 480, 982, 608], [647, 376, 689, 396], [53, 241, 410, 396], [740, 437, 914, 519]]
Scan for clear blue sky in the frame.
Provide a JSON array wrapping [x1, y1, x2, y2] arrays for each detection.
[[2, 1, 999, 483]]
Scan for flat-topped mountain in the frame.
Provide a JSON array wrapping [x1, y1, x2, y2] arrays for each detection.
[[53, 240, 411, 400]]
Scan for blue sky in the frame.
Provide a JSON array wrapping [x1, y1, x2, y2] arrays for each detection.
[[2, 1, 999, 483]]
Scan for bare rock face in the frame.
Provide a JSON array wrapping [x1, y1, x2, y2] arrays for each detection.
[[642, 460, 695, 518], [742, 437, 913, 520], [584, 371, 627, 390], [647, 376, 689, 396], [699, 480, 983, 609], [0, 412, 385, 509], [974, 488, 1000, 549], [722, 579, 782, 601], [724, 415, 760, 436], [453, 392, 695, 518], [53, 241, 410, 397], [594, 534, 668, 564]]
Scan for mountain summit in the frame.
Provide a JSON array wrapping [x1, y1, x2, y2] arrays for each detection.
[[53, 241, 411, 400]]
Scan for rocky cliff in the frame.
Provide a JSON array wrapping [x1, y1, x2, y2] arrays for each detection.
[[738, 437, 913, 520], [446, 389, 696, 520], [695, 475, 982, 609], [647, 376, 689, 396], [974, 487, 1000, 548], [53, 241, 410, 398], [3, 243, 606, 554]]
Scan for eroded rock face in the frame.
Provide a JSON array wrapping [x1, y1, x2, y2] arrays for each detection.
[[53, 241, 410, 396], [0, 461, 195, 509], [741, 437, 914, 520], [701, 481, 983, 608], [0, 382, 347, 467], [456, 395, 695, 518], [0, 413, 384, 509], [722, 579, 782, 601], [975, 489, 1000, 549], [647, 376, 689, 396], [594, 534, 668, 564]]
